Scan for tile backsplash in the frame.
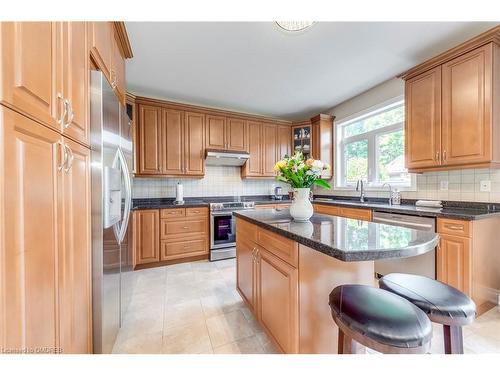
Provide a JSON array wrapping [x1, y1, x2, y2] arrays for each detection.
[[132, 166, 288, 198], [315, 168, 500, 203]]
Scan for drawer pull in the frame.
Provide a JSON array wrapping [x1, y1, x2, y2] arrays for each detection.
[[183, 226, 188, 229], [445, 224, 464, 230]]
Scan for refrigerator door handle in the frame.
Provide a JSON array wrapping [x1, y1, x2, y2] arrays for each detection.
[[112, 147, 132, 244]]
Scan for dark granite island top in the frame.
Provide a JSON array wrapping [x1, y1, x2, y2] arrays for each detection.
[[234, 209, 439, 262]]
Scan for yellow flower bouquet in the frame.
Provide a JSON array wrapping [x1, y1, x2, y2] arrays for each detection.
[[274, 151, 331, 189]]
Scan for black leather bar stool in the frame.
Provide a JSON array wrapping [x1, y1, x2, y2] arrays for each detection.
[[379, 273, 476, 354], [329, 284, 432, 354]]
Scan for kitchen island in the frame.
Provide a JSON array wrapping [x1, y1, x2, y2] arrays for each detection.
[[234, 209, 439, 354]]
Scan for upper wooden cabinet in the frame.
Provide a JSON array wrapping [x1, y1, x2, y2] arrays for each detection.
[[243, 120, 263, 177], [401, 27, 500, 172], [136, 103, 205, 177], [205, 115, 226, 149], [277, 124, 292, 160], [88, 22, 112, 79], [405, 66, 442, 169], [110, 30, 126, 105], [311, 114, 334, 179], [184, 111, 205, 175], [138, 104, 162, 174], [205, 115, 248, 151], [226, 117, 248, 151], [262, 122, 277, 176]]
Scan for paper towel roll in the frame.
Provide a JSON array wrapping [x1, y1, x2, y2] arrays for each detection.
[[175, 182, 184, 203]]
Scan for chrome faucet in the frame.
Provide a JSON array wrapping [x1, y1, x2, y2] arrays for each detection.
[[356, 180, 365, 203], [382, 183, 393, 206]]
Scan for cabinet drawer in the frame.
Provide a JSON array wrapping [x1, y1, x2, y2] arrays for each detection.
[[161, 218, 207, 238], [255, 204, 276, 209], [338, 207, 372, 221], [314, 204, 340, 216], [160, 208, 185, 219], [437, 218, 471, 238], [186, 207, 208, 217], [161, 238, 208, 260], [257, 227, 298, 267], [236, 218, 258, 243]]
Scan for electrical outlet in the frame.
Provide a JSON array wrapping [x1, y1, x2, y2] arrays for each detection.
[[480, 180, 491, 192], [440, 181, 449, 191]]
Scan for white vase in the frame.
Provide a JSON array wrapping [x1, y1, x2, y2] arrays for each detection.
[[289, 188, 313, 222]]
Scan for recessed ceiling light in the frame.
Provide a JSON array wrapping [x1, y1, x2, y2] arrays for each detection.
[[275, 21, 315, 32]]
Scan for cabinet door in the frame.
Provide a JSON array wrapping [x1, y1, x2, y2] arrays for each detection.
[[437, 235, 471, 296], [88, 22, 112, 80], [442, 44, 492, 166], [184, 111, 205, 175], [226, 117, 247, 151], [138, 105, 162, 174], [236, 237, 256, 310], [262, 122, 277, 176], [405, 66, 442, 169], [60, 22, 90, 146], [242, 120, 262, 177], [257, 248, 298, 353], [161, 108, 184, 175], [1, 107, 62, 351], [1, 22, 59, 131], [111, 30, 126, 105], [277, 125, 291, 160], [205, 115, 226, 149], [58, 138, 92, 353], [133, 210, 160, 265]]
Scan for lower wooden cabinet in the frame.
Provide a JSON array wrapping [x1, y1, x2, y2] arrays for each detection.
[[133, 209, 160, 265], [236, 218, 299, 353], [257, 247, 299, 353], [1, 106, 91, 353], [313, 203, 372, 221], [133, 207, 209, 267]]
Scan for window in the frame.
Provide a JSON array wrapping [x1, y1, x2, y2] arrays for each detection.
[[336, 98, 413, 189]]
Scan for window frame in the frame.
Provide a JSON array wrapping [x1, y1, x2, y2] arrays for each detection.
[[335, 97, 416, 191]]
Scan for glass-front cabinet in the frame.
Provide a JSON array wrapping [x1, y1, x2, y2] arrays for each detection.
[[292, 122, 311, 158]]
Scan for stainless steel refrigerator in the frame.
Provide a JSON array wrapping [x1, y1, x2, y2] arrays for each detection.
[[90, 71, 134, 353]]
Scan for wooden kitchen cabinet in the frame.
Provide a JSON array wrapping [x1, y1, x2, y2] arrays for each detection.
[[110, 30, 126, 105], [401, 27, 500, 172], [205, 114, 226, 149], [1, 22, 59, 131], [138, 104, 162, 174], [236, 237, 257, 311], [88, 22, 113, 80], [405, 66, 442, 169], [161, 108, 184, 175], [242, 120, 263, 177], [441, 44, 492, 166], [312, 203, 372, 221], [58, 137, 92, 353], [257, 247, 299, 353], [311, 114, 334, 179], [133, 209, 160, 265], [277, 124, 292, 160], [59, 21, 90, 146], [184, 111, 205, 175], [226, 117, 248, 151], [262, 122, 278, 176], [0, 106, 92, 353]]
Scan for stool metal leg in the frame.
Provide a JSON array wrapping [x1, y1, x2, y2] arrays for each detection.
[[443, 325, 464, 354], [338, 329, 356, 354]]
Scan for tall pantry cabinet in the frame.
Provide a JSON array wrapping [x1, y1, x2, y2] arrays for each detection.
[[0, 21, 131, 353]]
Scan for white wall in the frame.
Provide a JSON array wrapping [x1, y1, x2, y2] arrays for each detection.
[[314, 78, 500, 203], [132, 165, 288, 199]]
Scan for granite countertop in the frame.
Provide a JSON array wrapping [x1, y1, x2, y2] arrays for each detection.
[[234, 209, 440, 262], [313, 195, 500, 220], [131, 195, 292, 210]]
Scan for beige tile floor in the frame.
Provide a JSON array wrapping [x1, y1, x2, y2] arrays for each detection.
[[112, 259, 500, 354]]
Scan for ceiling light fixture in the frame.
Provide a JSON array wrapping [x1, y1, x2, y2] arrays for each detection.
[[275, 21, 315, 32]]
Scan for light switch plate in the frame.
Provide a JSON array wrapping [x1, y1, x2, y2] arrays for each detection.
[[480, 180, 491, 192], [440, 181, 449, 191]]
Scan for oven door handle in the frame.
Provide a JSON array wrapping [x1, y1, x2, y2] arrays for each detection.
[[210, 212, 235, 217]]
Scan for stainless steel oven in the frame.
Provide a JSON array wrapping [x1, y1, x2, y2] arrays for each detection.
[[209, 201, 255, 261]]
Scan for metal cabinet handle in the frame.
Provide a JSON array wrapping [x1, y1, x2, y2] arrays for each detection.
[[63, 144, 74, 172], [64, 99, 74, 129], [435, 151, 440, 162], [443, 150, 447, 161], [110, 69, 117, 89], [183, 226, 188, 229], [57, 93, 67, 126], [444, 224, 463, 230], [58, 141, 67, 171]]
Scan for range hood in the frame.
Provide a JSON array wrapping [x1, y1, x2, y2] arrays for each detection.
[[205, 149, 250, 167]]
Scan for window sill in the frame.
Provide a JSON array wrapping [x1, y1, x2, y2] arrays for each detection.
[[333, 185, 417, 192]]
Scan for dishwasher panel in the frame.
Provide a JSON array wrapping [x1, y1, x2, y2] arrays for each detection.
[[373, 211, 436, 279]]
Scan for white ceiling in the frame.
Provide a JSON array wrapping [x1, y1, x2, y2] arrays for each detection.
[[125, 22, 498, 121]]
